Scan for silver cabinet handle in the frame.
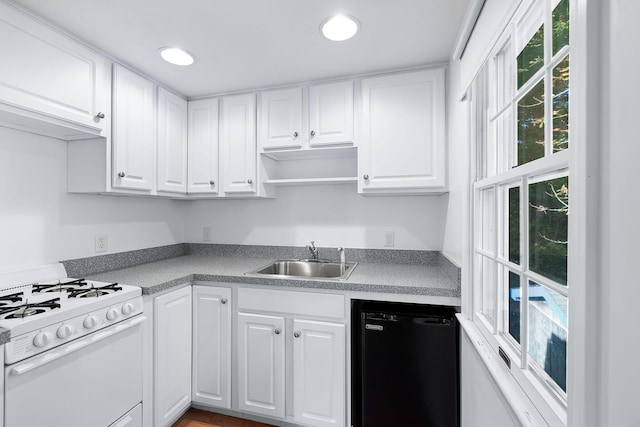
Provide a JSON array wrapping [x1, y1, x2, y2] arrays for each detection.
[[274, 328, 281, 335], [310, 130, 316, 137], [363, 174, 369, 180], [118, 172, 126, 178], [294, 331, 301, 338], [293, 131, 299, 138], [247, 179, 253, 185], [209, 180, 215, 186], [95, 112, 105, 119], [220, 298, 227, 305]]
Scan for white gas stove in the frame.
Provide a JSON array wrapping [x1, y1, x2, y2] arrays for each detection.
[[0, 263, 144, 427], [0, 263, 142, 364]]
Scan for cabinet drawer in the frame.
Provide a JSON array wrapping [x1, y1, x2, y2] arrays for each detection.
[[238, 288, 345, 319]]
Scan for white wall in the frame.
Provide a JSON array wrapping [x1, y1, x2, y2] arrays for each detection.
[[599, 1, 640, 425], [460, 332, 520, 427], [0, 126, 186, 270], [184, 185, 447, 250]]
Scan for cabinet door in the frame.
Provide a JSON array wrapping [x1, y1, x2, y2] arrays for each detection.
[[192, 286, 231, 409], [0, 2, 109, 135], [293, 319, 345, 427], [112, 64, 155, 191], [259, 87, 303, 150], [220, 94, 257, 194], [157, 88, 187, 193], [237, 312, 285, 419], [154, 287, 192, 427], [188, 98, 219, 194], [309, 81, 354, 147], [359, 68, 446, 193]]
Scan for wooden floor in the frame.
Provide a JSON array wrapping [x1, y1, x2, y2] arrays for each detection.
[[172, 408, 274, 427]]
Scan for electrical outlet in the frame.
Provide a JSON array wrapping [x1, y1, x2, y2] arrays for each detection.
[[95, 233, 108, 253], [203, 227, 212, 242], [384, 231, 395, 247]]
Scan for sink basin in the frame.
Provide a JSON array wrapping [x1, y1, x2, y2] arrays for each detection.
[[246, 259, 358, 281]]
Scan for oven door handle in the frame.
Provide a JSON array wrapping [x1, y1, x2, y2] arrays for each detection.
[[9, 315, 146, 376]]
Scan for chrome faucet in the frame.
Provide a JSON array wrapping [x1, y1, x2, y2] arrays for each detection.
[[337, 247, 345, 264], [307, 241, 319, 260]]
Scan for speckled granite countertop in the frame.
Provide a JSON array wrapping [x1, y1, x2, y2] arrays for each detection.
[[87, 254, 461, 301], [0, 328, 10, 345]]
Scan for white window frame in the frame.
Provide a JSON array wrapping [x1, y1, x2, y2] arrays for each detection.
[[466, 0, 589, 425]]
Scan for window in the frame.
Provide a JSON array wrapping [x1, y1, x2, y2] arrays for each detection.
[[471, 0, 570, 423]]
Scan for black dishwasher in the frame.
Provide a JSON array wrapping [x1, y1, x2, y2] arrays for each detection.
[[352, 300, 459, 427]]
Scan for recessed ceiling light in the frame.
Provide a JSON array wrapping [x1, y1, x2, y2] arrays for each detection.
[[159, 47, 195, 66], [321, 15, 360, 41]]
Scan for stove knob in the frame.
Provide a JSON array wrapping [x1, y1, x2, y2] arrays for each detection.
[[57, 324, 75, 339], [83, 316, 98, 329], [33, 332, 53, 348], [121, 303, 135, 315], [106, 308, 119, 321]]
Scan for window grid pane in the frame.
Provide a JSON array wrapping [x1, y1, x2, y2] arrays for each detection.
[[517, 79, 545, 166], [517, 24, 544, 88], [527, 280, 568, 392], [552, 0, 570, 56], [552, 55, 570, 153], [508, 271, 522, 344], [480, 187, 496, 254], [528, 176, 569, 286], [482, 256, 497, 324]]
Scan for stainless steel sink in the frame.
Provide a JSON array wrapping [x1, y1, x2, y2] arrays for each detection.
[[246, 259, 358, 281]]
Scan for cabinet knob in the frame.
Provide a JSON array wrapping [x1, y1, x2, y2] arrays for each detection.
[[293, 131, 299, 138], [209, 180, 215, 186], [247, 179, 253, 185], [95, 112, 105, 119], [363, 174, 369, 180], [294, 331, 301, 338], [118, 172, 126, 178], [220, 298, 227, 305], [310, 130, 316, 138], [274, 328, 281, 335]]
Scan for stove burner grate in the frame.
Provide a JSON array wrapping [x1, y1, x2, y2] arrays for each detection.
[[32, 278, 88, 293], [0, 298, 61, 319], [68, 283, 122, 298], [0, 291, 24, 306]]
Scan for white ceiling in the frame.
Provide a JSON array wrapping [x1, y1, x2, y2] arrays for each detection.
[[13, 0, 471, 98]]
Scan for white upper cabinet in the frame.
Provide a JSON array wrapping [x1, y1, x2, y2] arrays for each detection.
[[220, 93, 257, 195], [112, 64, 156, 192], [0, 2, 109, 138], [188, 98, 220, 194], [258, 81, 354, 153], [259, 87, 303, 150], [359, 68, 446, 194], [157, 88, 188, 194], [309, 81, 354, 148]]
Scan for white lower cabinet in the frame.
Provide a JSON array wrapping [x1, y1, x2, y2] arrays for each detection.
[[192, 286, 231, 409], [237, 312, 286, 419], [293, 319, 345, 427], [154, 286, 192, 427], [236, 288, 346, 427]]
